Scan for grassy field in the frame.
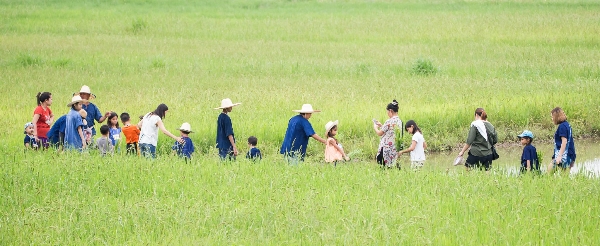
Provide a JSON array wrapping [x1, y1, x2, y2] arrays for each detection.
[[2, 0, 600, 244]]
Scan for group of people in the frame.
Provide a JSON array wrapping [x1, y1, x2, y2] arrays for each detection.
[[24, 86, 577, 172]]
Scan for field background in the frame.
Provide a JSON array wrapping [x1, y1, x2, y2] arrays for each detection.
[[1, 0, 600, 244]]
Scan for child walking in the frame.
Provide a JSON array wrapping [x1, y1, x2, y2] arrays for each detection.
[[324, 120, 350, 165], [96, 125, 114, 156], [172, 122, 195, 160], [246, 136, 262, 161], [121, 112, 140, 155], [215, 98, 241, 160], [24, 122, 39, 149], [517, 130, 539, 173], [398, 120, 427, 169], [106, 112, 121, 149]]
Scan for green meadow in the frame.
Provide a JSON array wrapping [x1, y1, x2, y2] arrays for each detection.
[[1, 0, 600, 244]]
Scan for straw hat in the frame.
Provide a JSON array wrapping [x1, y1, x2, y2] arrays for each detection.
[[325, 120, 339, 133], [177, 122, 193, 133], [67, 95, 83, 107], [73, 85, 96, 99], [214, 98, 241, 109], [293, 104, 321, 113]]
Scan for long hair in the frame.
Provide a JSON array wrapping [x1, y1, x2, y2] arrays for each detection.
[[326, 125, 338, 144], [106, 112, 120, 129], [475, 108, 487, 120], [551, 107, 567, 125], [404, 120, 422, 134], [150, 104, 169, 119], [36, 92, 51, 106], [386, 99, 399, 113]]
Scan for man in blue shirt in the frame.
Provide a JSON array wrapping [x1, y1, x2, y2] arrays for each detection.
[[75, 85, 110, 137], [280, 104, 326, 163]]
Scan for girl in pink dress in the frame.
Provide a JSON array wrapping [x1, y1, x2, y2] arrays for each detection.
[[324, 120, 349, 165]]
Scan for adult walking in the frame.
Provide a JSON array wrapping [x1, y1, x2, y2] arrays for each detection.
[[215, 98, 241, 160], [457, 108, 497, 171], [373, 100, 402, 168], [64, 95, 86, 151], [138, 104, 183, 158], [280, 104, 327, 163], [74, 85, 110, 137], [548, 107, 576, 173], [31, 92, 54, 149]]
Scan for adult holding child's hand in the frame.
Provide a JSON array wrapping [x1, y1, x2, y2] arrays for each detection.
[[138, 103, 183, 158], [280, 104, 327, 163]]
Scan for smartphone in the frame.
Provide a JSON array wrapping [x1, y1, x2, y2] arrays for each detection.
[[372, 119, 378, 124]]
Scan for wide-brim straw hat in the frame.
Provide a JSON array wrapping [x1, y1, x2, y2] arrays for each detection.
[[325, 120, 339, 133], [73, 85, 96, 100], [214, 98, 241, 109], [67, 95, 83, 107], [293, 104, 321, 113], [177, 122, 193, 133]]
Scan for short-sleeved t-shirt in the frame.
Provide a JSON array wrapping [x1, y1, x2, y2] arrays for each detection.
[[122, 125, 140, 144], [82, 103, 102, 136], [410, 132, 426, 162], [247, 148, 262, 160], [521, 144, 539, 170], [139, 114, 161, 146], [109, 127, 121, 146], [24, 134, 38, 148], [216, 113, 235, 150], [33, 105, 53, 138], [47, 115, 67, 144], [96, 136, 113, 155], [64, 109, 85, 150], [280, 115, 316, 157], [553, 121, 576, 161], [172, 136, 194, 158]]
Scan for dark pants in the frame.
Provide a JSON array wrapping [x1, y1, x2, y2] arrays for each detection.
[[465, 151, 493, 171], [219, 148, 235, 161]]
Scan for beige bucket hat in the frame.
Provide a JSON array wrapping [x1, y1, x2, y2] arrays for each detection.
[[325, 120, 339, 133], [177, 122, 193, 133], [67, 95, 83, 107]]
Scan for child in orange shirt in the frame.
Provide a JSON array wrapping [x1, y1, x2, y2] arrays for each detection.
[[120, 112, 140, 155]]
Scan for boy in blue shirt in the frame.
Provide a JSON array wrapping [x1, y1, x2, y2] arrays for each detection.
[[246, 136, 262, 161], [517, 130, 539, 173], [172, 122, 195, 160]]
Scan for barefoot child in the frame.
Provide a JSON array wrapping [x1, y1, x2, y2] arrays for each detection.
[[172, 122, 195, 159], [121, 112, 140, 155], [324, 120, 350, 165], [24, 122, 39, 149], [398, 120, 426, 169], [517, 130, 539, 173]]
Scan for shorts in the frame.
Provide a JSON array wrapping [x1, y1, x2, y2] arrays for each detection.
[[552, 156, 575, 169], [38, 137, 49, 149], [411, 161, 424, 169], [126, 142, 139, 155], [465, 152, 493, 171]]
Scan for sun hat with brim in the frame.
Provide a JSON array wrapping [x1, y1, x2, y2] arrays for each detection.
[[177, 122, 193, 133], [517, 130, 534, 139], [67, 95, 84, 107], [325, 120, 339, 133], [73, 85, 96, 100], [214, 98, 241, 110], [293, 104, 321, 113]]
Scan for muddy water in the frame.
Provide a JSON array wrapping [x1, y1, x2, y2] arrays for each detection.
[[418, 139, 600, 176]]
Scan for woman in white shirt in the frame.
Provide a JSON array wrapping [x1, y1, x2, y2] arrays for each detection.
[[398, 120, 427, 169], [138, 104, 183, 158]]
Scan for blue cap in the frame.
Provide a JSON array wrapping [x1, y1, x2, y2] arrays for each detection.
[[517, 130, 534, 139]]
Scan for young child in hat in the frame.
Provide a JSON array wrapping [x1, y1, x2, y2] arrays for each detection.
[[246, 136, 262, 161], [324, 120, 350, 165], [518, 130, 539, 173], [172, 122, 195, 159], [215, 98, 241, 160], [24, 122, 39, 150]]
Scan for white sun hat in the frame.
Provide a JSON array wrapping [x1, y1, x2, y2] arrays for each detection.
[[67, 95, 83, 107], [293, 104, 321, 113], [214, 98, 241, 109], [325, 120, 339, 133], [177, 122, 193, 133], [74, 85, 96, 99]]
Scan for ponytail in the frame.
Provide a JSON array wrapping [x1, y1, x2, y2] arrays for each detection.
[[475, 108, 487, 120], [36, 92, 52, 106]]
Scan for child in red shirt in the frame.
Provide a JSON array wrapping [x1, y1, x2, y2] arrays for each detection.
[[120, 112, 141, 155]]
